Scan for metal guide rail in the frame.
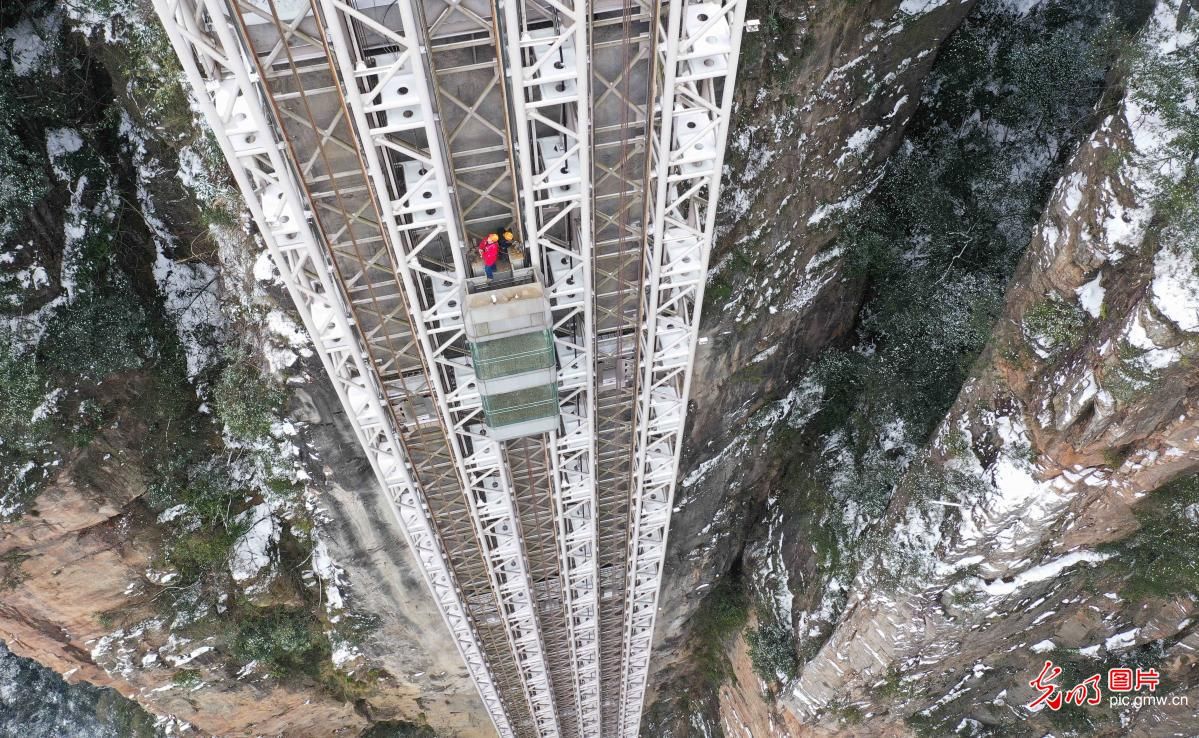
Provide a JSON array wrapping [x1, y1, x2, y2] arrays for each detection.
[[502, 436, 579, 735], [309, 3, 561, 735], [617, 0, 747, 735], [420, 0, 522, 233], [588, 5, 654, 730], [494, 0, 603, 733]]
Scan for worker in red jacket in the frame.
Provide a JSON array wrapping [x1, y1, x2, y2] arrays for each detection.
[[478, 232, 500, 280]]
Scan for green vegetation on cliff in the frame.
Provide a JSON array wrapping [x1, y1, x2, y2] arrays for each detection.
[[1103, 473, 1199, 601], [0, 0, 383, 725]]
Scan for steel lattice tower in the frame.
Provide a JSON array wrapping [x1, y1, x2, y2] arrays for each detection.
[[151, 0, 747, 734]]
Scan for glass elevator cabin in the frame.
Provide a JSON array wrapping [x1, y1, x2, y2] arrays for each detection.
[[463, 269, 560, 440]]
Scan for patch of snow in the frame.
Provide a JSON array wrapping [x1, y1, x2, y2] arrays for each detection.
[[981, 551, 1111, 597], [997, 0, 1045, 14], [1052, 371, 1098, 431], [879, 418, 908, 453], [1030, 639, 1055, 653], [750, 344, 779, 364], [884, 95, 909, 120], [311, 539, 346, 611], [45, 128, 82, 157], [157, 504, 190, 524], [267, 309, 307, 346], [15, 264, 49, 290], [331, 643, 358, 668], [1060, 172, 1086, 215], [1031, 609, 1056, 625], [264, 309, 310, 372], [165, 645, 212, 668], [118, 113, 227, 379], [155, 256, 221, 379], [900, 0, 948, 15], [952, 414, 1089, 561], [1122, 309, 1181, 369], [809, 198, 858, 227], [1075, 274, 1105, 318], [1186, 503, 1199, 524], [2, 13, 57, 76], [30, 388, 63, 423], [683, 436, 745, 488], [836, 126, 883, 167], [253, 251, 279, 283], [922, 671, 972, 714], [1104, 627, 1140, 652], [57, 176, 95, 301], [45, 128, 82, 180], [784, 246, 843, 311], [230, 503, 277, 584], [1150, 243, 1199, 332]]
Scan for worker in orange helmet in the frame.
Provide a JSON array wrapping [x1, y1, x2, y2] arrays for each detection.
[[478, 232, 500, 280], [498, 226, 517, 258]]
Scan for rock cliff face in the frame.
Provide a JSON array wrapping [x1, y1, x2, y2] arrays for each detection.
[[299, 385, 493, 738], [2, 479, 358, 733], [786, 4, 1199, 733], [654, 0, 979, 682], [0, 2, 480, 736], [649, 0, 1199, 735]]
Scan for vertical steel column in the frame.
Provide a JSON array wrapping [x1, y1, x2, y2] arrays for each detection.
[[148, 1, 516, 735], [619, 0, 747, 734], [589, 5, 654, 731], [311, 4, 561, 735], [421, 0, 522, 236], [496, 0, 603, 734], [222, 4, 552, 731]]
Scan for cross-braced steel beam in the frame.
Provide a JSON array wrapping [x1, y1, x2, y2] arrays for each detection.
[[153, 0, 747, 735], [494, 0, 604, 733], [617, 1, 747, 734], [149, 1, 522, 734]]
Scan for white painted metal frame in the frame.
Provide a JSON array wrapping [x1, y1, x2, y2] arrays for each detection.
[[618, 0, 747, 734], [149, 2, 520, 735], [310, 3, 561, 735], [499, 0, 603, 735], [157, 0, 745, 732]]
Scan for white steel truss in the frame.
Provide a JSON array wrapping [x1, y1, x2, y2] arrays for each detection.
[[618, 0, 748, 735], [241, 0, 555, 731], [497, 0, 602, 734], [147, 1, 519, 734], [153, 0, 748, 734], [310, 3, 560, 735]]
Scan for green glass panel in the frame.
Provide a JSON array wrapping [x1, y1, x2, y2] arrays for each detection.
[[470, 329, 555, 380], [481, 383, 559, 427]]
